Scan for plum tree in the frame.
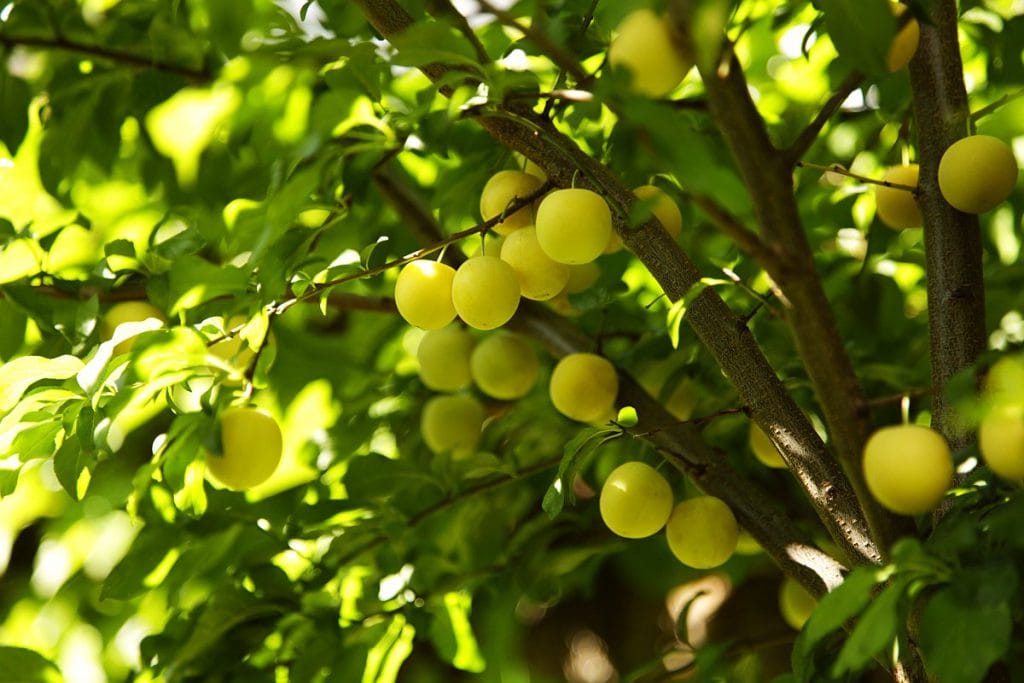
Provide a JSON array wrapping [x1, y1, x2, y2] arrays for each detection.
[[394, 260, 457, 330], [599, 462, 674, 539], [420, 394, 486, 456], [862, 424, 953, 515], [938, 135, 1019, 213], [499, 227, 570, 301], [206, 406, 282, 491], [469, 332, 539, 400], [607, 8, 691, 97], [451, 256, 521, 330], [605, 184, 682, 253], [416, 325, 475, 392], [664, 496, 738, 569], [549, 353, 619, 423], [535, 189, 613, 265]]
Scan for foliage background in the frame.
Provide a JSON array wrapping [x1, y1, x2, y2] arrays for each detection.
[[0, 0, 1023, 681]]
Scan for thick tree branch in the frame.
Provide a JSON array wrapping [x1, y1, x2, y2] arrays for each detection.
[[353, 0, 882, 567], [670, 0, 898, 553], [0, 33, 210, 82], [907, 0, 986, 448]]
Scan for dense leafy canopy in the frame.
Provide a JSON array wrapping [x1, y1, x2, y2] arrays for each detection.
[[1, 0, 1023, 681]]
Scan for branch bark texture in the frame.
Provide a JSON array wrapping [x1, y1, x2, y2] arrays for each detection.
[[908, 0, 986, 447]]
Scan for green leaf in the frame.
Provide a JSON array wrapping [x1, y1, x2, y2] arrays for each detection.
[[0, 298, 28, 361], [9, 419, 63, 462], [390, 21, 484, 73], [102, 525, 179, 601], [53, 435, 95, 501], [793, 566, 881, 680], [0, 355, 84, 413], [542, 428, 619, 518], [0, 73, 31, 153], [920, 588, 1011, 683], [428, 591, 486, 673], [165, 587, 283, 677], [832, 578, 907, 676], [167, 255, 250, 315], [0, 646, 62, 683], [815, 0, 896, 74]]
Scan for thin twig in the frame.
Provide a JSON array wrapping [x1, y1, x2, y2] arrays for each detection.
[[686, 193, 781, 267], [970, 86, 1024, 124], [0, 33, 210, 82], [785, 70, 864, 164], [796, 161, 918, 193]]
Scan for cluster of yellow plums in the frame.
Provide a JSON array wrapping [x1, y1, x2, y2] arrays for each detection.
[[100, 301, 282, 491], [875, 135, 1019, 230], [599, 461, 739, 569]]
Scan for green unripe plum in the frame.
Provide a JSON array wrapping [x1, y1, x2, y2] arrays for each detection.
[[535, 189, 612, 265], [549, 353, 619, 423], [665, 496, 738, 569], [452, 256, 521, 330], [607, 9, 692, 97], [979, 407, 1024, 480], [875, 165, 921, 229], [885, 2, 919, 72], [420, 394, 485, 457], [938, 135, 1018, 214], [417, 325, 475, 392], [779, 577, 817, 630], [480, 170, 544, 235], [102, 301, 167, 354], [599, 462, 674, 538], [863, 424, 952, 515], [207, 406, 282, 490], [749, 423, 786, 469], [500, 227, 570, 301], [469, 332, 539, 400], [395, 260, 457, 330]]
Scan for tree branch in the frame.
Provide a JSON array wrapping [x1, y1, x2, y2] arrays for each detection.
[[475, 0, 589, 84], [686, 193, 781, 266], [0, 33, 210, 82], [907, 0, 986, 449], [670, 0, 898, 554], [785, 70, 865, 164], [353, 0, 883, 568]]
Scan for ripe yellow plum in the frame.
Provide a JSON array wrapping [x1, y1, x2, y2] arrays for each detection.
[[420, 394, 485, 457], [862, 424, 953, 515], [480, 170, 544, 235], [417, 325, 475, 392], [634, 184, 682, 239], [985, 355, 1024, 408], [500, 227, 570, 301], [607, 9, 692, 97], [938, 135, 1018, 214], [885, 2, 920, 71], [523, 158, 547, 182], [469, 233, 505, 258], [875, 165, 921, 229], [779, 577, 817, 630], [209, 315, 257, 367], [565, 262, 601, 294], [749, 423, 786, 469], [979, 407, 1024, 480], [101, 301, 167, 355], [207, 406, 282, 490], [394, 260, 457, 330], [665, 496, 738, 569], [549, 353, 618, 423], [599, 462, 674, 538], [535, 189, 612, 265], [469, 332, 539, 400], [451, 256, 521, 330]]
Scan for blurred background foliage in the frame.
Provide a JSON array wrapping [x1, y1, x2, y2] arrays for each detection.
[[0, 0, 1022, 681]]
